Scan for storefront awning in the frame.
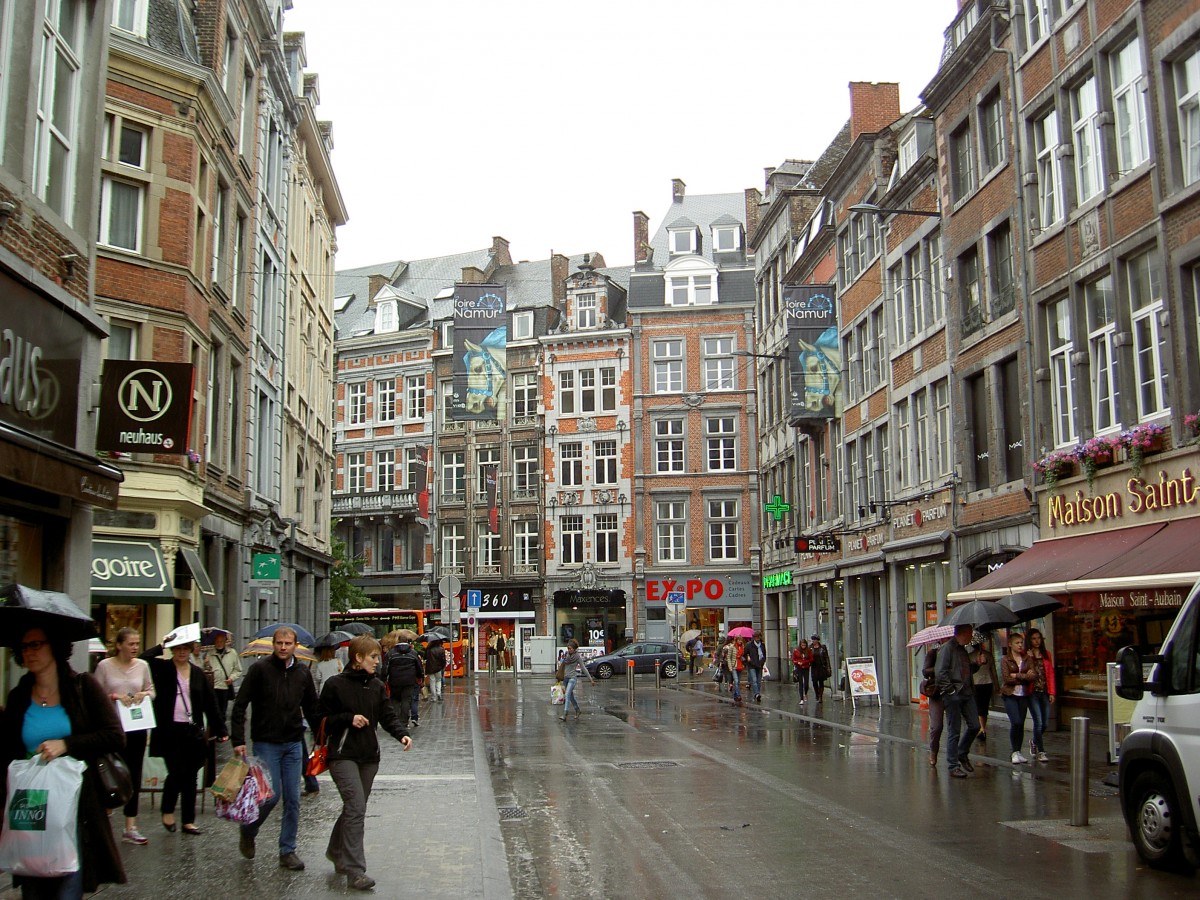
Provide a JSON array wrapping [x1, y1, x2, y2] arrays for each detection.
[[177, 547, 215, 597], [948, 520, 1200, 601], [91, 538, 174, 602], [0, 423, 122, 510]]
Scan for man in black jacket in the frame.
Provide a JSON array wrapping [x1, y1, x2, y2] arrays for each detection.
[[935, 624, 980, 779], [385, 641, 424, 727], [231, 627, 318, 870], [744, 633, 767, 703]]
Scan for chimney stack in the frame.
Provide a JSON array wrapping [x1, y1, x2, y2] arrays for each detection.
[[633, 211, 650, 265], [490, 236, 512, 267], [551, 253, 569, 305], [744, 188, 763, 243], [368, 274, 388, 300], [672, 178, 686, 203], [848, 81, 901, 143]]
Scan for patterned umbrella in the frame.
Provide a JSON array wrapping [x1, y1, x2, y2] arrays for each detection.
[[906, 624, 955, 648]]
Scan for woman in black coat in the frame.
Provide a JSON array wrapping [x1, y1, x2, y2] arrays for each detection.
[[0, 626, 127, 898], [142, 633, 227, 834], [316, 634, 411, 891]]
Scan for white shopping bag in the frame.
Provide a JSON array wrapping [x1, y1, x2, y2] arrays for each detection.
[[117, 696, 156, 732], [0, 755, 86, 877]]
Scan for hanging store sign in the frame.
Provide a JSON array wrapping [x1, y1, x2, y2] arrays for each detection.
[[644, 574, 751, 606], [96, 360, 194, 454], [451, 284, 507, 421], [785, 284, 841, 422], [795, 536, 839, 554]]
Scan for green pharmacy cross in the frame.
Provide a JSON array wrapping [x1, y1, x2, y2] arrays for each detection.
[[764, 495, 791, 521]]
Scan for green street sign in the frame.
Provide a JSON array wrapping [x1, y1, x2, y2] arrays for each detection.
[[251, 553, 281, 582], [764, 494, 792, 521]]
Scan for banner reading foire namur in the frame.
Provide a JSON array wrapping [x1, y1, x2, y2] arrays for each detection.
[[451, 284, 507, 421], [785, 285, 841, 421]]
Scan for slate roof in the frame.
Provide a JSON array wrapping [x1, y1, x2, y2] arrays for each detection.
[[647, 191, 746, 265], [145, 0, 201, 63], [794, 121, 852, 192]]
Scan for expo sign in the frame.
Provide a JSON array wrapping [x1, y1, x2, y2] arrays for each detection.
[[646, 577, 729, 603]]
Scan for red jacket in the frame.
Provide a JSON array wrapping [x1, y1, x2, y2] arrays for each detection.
[[791, 648, 812, 668]]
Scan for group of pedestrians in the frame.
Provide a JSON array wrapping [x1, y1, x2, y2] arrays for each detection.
[[790, 636, 831, 702], [925, 625, 1056, 779]]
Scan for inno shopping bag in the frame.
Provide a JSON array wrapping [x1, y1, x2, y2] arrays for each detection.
[[0, 756, 86, 878]]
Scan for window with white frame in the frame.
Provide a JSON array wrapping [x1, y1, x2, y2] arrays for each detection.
[[558, 370, 575, 414], [222, 23, 238, 97], [1087, 275, 1120, 431], [441, 451, 465, 499], [950, 122, 975, 201], [512, 310, 533, 340], [477, 525, 500, 569], [1034, 110, 1061, 227], [1047, 296, 1078, 447], [560, 515, 584, 565], [928, 233, 944, 325], [405, 375, 426, 420], [1128, 249, 1168, 419], [706, 417, 736, 471], [1111, 37, 1149, 174], [895, 257, 915, 344], [707, 499, 739, 561], [669, 228, 696, 255], [513, 445, 538, 495], [347, 382, 367, 425], [653, 340, 683, 393], [512, 371, 537, 419], [898, 131, 918, 176], [1176, 48, 1200, 186], [934, 380, 951, 476], [377, 378, 396, 423], [854, 213, 878, 272], [655, 419, 685, 472], [376, 449, 395, 492], [867, 307, 886, 389], [895, 398, 912, 488], [35, 0, 82, 220], [594, 440, 617, 484], [656, 501, 687, 563], [575, 293, 596, 329], [404, 447, 424, 490], [713, 226, 739, 252], [915, 389, 931, 484], [440, 380, 455, 421], [599, 366, 616, 411], [346, 452, 365, 492], [375, 300, 397, 333], [576, 368, 601, 414], [99, 117, 147, 252], [212, 182, 230, 288], [112, 0, 147, 34], [960, 247, 982, 332], [979, 89, 1005, 173], [1025, 0, 1048, 47], [668, 274, 714, 306], [703, 337, 735, 390], [595, 513, 618, 564], [441, 524, 464, 571], [514, 520, 538, 570], [845, 331, 863, 403], [477, 447, 500, 498], [988, 222, 1015, 315], [1071, 76, 1102, 203], [560, 442, 583, 486]]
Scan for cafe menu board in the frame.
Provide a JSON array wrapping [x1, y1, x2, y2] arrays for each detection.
[[845, 656, 880, 708]]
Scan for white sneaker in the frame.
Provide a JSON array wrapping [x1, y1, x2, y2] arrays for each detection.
[[1011, 751, 1029, 764], [1037, 751, 1049, 762]]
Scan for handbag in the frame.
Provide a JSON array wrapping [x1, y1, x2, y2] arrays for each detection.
[[93, 751, 134, 809], [555, 662, 566, 682], [304, 720, 329, 777]]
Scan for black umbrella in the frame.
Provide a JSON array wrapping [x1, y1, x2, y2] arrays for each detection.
[[939, 599, 1019, 631], [997, 591, 1063, 623], [339, 622, 375, 636], [314, 630, 354, 649], [419, 633, 445, 645], [253, 622, 317, 646], [0, 583, 98, 646]]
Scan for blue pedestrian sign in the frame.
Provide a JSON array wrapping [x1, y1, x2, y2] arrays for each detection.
[[666, 591, 685, 605], [467, 589, 482, 609]]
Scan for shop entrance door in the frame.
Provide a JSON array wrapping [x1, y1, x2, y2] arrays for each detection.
[[517, 623, 535, 672]]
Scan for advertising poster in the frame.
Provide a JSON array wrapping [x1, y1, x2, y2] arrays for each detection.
[[845, 656, 880, 707], [784, 284, 841, 421], [485, 465, 499, 534], [452, 284, 507, 421]]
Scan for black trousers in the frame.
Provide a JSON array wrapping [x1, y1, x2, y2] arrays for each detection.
[[122, 729, 148, 818], [160, 723, 205, 824]]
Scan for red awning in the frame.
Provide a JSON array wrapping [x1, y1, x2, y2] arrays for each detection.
[[948, 522, 1174, 600]]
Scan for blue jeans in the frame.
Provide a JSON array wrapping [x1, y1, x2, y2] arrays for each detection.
[[1029, 691, 1050, 752], [564, 676, 582, 713], [1003, 694, 1031, 753], [943, 692, 979, 770], [244, 740, 303, 856], [21, 869, 82, 900], [747, 667, 762, 698]]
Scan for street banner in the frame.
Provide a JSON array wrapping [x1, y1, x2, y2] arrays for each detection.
[[96, 360, 194, 454], [784, 285, 841, 421], [451, 284, 507, 421], [485, 465, 499, 534], [845, 656, 880, 709], [415, 446, 430, 523]]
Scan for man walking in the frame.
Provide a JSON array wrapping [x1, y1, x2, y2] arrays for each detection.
[[426, 639, 447, 701], [935, 623, 981, 779], [231, 627, 319, 869], [385, 640, 424, 727], [744, 632, 767, 703], [204, 629, 241, 725]]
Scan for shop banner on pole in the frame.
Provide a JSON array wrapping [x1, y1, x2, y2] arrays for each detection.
[[785, 284, 841, 422], [451, 284, 507, 421]]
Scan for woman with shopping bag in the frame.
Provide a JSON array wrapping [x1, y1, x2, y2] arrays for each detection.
[[0, 624, 127, 897], [94, 627, 156, 845]]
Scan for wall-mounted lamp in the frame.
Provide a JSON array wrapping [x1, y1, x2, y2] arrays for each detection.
[[0, 200, 16, 229], [548, 494, 557, 509], [615, 419, 627, 433], [59, 253, 80, 282], [616, 347, 625, 358], [617, 492, 627, 505]]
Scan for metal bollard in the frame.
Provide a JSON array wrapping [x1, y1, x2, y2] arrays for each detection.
[[627, 659, 636, 694], [1070, 716, 1090, 826], [654, 659, 661, 690]]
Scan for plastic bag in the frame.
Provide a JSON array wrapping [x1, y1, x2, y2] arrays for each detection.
[[0, 756, 86, 877], [550, 683, 565, 705], [244, 755, 274, 804], [215, 772, 261, 825]]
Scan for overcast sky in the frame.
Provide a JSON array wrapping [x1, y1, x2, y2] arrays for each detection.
[[283, 1, 953, 272]]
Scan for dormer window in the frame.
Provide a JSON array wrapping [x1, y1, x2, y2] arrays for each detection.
[[512, 311, 533, 340], [112, 0, 148, 36], [375, 300, 397, 333], [669, 228, 697, 255], [575, 293, 597, 329], [713, 226, 740, 252], [668, 275, 714, 306]]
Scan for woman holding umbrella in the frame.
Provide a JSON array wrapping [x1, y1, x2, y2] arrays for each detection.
[[0, 619, 128, 897]]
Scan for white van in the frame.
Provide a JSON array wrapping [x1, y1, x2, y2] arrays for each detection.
[[1116, 577, 1200, 872]]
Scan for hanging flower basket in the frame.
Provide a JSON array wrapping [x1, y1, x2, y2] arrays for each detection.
[[1184, 412, 1200, 445], [1074, 435, 1121, 491], [1120, 423, 1168, 478], [1032, 449, 1076, 490]]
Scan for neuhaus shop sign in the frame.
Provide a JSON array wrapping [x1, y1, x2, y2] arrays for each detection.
[[1047, 466, 1199, 529]]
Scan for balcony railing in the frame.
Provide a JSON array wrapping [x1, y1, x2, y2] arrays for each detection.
[[512, 563, 539, 576], [332, 490, 418, 515], [476, 565, 501, 576]]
